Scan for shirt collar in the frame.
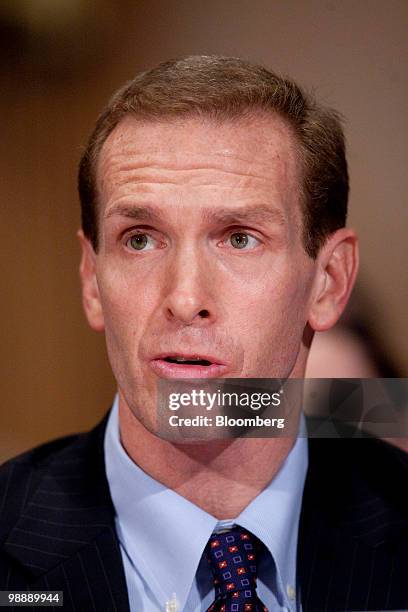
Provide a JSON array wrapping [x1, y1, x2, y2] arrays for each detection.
[[236, 416, 308, 599], [105, 394, 308, 610], [105, 395, 217, 610]]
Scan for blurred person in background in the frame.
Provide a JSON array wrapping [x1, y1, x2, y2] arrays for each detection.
[[307, 293, 407, 452], [306, 290, 402, 379], [0, 56, 407, 611]]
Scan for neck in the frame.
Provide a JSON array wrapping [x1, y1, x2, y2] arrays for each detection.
[[119, 396, 296, 519]]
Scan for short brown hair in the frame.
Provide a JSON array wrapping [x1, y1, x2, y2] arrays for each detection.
[[78, 55, 348, 258]]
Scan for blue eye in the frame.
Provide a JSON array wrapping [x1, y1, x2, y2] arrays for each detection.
[[126, 233, 155, 251], [229, 232, 260, 249]]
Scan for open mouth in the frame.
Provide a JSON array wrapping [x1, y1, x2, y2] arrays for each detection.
[[163, 356, 212, 366], [150, 353, 227, 379]]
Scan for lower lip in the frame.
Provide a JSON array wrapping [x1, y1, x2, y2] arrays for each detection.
[[149, 359, 228, 379]]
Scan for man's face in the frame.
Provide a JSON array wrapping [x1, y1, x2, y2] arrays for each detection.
[[84, 114, 318, 431]]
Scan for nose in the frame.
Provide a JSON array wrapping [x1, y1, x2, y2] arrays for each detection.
[[162, 243, 215, 326]]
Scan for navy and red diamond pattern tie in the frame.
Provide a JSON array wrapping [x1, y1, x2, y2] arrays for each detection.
[[205, 526, 268, 612]]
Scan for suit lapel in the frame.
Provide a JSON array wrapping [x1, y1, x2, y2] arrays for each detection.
[[3, 412, 130, 612], [4, 413, 408, 611], [298, 437, 408, 611]]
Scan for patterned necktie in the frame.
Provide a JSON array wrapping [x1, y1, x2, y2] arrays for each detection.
[[205, 526, 268, 612]]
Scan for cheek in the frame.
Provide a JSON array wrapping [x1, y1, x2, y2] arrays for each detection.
[[96, 271, 153, 393], [226, 265, 312, 370], [96, 267, 150, 360], [227, 262, 310, 326], [97, 261, 158, 322]]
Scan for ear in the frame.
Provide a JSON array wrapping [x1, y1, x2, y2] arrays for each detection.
[[77, 229, 105, 332], [308, 228, 359, 331]]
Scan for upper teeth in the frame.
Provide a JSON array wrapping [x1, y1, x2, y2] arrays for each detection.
[[172, 356, 200, 362]]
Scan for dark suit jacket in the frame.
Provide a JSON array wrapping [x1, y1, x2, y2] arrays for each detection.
[[1, 411, 407, 611]]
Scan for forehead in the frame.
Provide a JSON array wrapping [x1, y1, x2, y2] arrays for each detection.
[[97, 113, 302, 222]]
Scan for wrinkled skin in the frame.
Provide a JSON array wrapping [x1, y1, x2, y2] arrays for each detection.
[[79, 113, 357, 435]]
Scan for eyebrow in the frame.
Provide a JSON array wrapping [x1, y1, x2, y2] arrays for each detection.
[[104, 203, 286, 227], [201, 204, 286, 227], [105, 204, 161, 222]]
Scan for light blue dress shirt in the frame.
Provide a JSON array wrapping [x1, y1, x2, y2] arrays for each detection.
[[104, 395, 308, 611]]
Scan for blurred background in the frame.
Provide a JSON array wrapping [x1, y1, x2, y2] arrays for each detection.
[[1, 0, 407, 462]]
